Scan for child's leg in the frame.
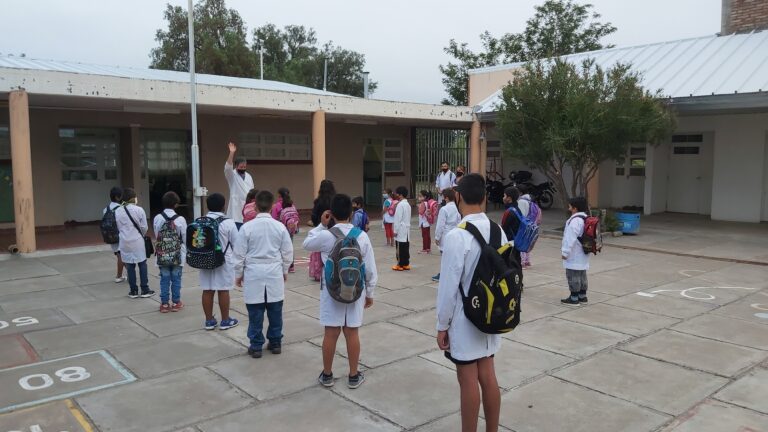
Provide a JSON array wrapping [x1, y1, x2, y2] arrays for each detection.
[[265, 301, 284, 347], [218, 291, 231, 321], [202, 290, 215, 320], [577, 270, 588, 299], [138, 260, 150, 293], [565, 269, 581, 301], [171, 266, 183, 304], [477, 357, 501, 432], [342, 326, 360, 376], [246, 303, 266, 350], [322, 326, 342, 375], [116, 252, 125, 278], [159, 266, 171, 305], [402, 241, 410, 266], [422, 227, 430, 251], [125, 263, 137, 292], [456, 363, 482, 432]]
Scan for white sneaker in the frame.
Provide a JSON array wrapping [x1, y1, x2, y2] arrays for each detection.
[[114, 276, 127, 283]]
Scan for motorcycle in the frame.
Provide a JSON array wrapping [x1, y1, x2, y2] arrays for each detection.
[[509, 170, 556, 210]]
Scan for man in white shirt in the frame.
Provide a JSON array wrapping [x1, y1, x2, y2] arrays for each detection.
[[224, 142, 255, 227], [392, 186, 412, 271], [561, 196, 590, 306], [436, 173, 502, 432], [234, 190, 294, 358], [435, 162, 457, 203]]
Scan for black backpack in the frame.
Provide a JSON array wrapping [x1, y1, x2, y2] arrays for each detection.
[[100, 205, 120, 244], [186, 216, 230, 269], [459, 222, 523, 334]]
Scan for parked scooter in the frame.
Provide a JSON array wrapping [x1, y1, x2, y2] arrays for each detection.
[[509, 170, 556, 210]]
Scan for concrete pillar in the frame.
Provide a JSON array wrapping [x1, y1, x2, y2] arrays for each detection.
[[469, 119, 481, 174], [587, 168, 600, 209], [478, 125, 487, 180], [311, 111, 326, 195], [9, 90, 36, 253]]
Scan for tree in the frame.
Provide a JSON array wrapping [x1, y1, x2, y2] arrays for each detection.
[[440, 0, 616, 105], [496, 59, 676, 207], [150, 0, 257, 77]]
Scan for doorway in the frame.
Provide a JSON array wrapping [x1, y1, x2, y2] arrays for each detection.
[[0, 126, 11, 222], [762, 139, 768, 221], [363, 139, 383, 207], [140, 129, 192, 221], [666, 134, 713, 214]]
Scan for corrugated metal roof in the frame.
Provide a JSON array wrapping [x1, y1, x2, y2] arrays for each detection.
[[0, 55, 346, 97], [472, 31, 768, 113]]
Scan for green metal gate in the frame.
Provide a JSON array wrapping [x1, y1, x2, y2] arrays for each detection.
[[412, 128, 469, 196]]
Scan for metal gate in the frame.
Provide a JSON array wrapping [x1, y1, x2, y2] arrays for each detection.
[[412, 128, 469, 196]]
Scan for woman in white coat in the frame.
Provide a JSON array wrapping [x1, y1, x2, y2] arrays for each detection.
[[224, 142, 254, 227], [115, 188, 154, 299]]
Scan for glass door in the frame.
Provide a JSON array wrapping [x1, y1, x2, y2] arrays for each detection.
[[140, 130, 192, 221]]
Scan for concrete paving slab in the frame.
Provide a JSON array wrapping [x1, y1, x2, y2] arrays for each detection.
[[0, 350, 135, 413], [197, 387, 399, 432], [714, 367, 768, 414], [661, 399, 768, 432], [334, 357, 458, 429], [683, 263, 768, 290], [412, 412, 514, 432], [673, 314, 768, 350], [376, 269, 434, 290], [711, 291, 768, 325], [622, 330, 766, 377], [209, 341, 350, 400], [558, 303, 680, 336], [645, 277, 760, 306], [391, 309, 437, 336], [38, 252, 115, 275], [310, 322, 435, 368], [523, 284, 616, 305], [220, 310, 321, 347], [64, 269, 123, 287], [0, 334, 38, 368], [599, 264, 688, 287], [571, 273, 658, 296], [111, 332, 243, 378], [288, 281, 323, 299], [129, 309, 206, 337], [0, 259, 59, 282], [78, 367, 251, 432], [555, 350, 728, 415], [519, 298, 569, 323], [377, 286, 438, 311], [519, 270, 562, 288], [0, 400, 92, 432], [0, 275, 77, 296], [78, 280, 137, 300], [0, 287, 95, 314], [499, 376, 670, 432], [505, 317, 631, 359], [0, 308, 74, 336], [24, 317, 156, 359], [59, 297, 160, 323], [606, 291, 717, 319]]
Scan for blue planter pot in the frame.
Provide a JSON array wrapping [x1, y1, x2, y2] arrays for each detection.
[[615, 211, 640, 234]]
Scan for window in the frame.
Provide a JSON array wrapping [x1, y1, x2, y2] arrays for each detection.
[[673, 146, 700, 155], [486, 140, 502, 158], [59, 128, 119, 181], [238, 132, 311, 161], [629, 146, 646, 176], [383, 139, 403, 173], [0, 126, 9, 159], [672, 134, 703, 143]]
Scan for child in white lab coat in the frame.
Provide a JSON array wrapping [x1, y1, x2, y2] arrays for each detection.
[[561, 196, 590, 306], [392, 186, 412, 271], [303, 194, 378, 390], [234, 190, 294, 358], [432, 188, 461, 282]]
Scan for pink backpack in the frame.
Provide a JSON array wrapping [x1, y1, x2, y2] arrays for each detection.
[[425, 199, 439, 225], [280, 205, 300, 235], [387, 199, 399, 217]]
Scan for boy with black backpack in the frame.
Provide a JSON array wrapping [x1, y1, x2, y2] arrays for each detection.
[[153, 191, 187, 313], [437, 173, 515, 432], [188, 193, 239, 330], [303, 194, 378, 390], [351, 196, 369, 232], [561, 196, 592, 306], [101, 187, 125, 283]]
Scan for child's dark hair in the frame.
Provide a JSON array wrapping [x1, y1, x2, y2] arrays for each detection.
[[419, 190, 430, 199], [256, 190, 274, 213], [122, 188, 137, 202], [245, 188, 259, 204], [503, 186, 520, 202], [331, 194, 353, 221], [206, 193, 226, 212], [352, 196, 364, 207], [162, 191, 180, 209], [234, 156, 247, 166], [384, 188, 392, 195], [110, 187, 123, 203], [395, 186, 408, 199], [455, 173, 485, 204], [443, 188, 456, 202], [277, 187, 293, 207], [569, 196, 589, 213]]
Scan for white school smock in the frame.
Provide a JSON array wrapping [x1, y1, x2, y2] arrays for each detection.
[[224, 162, 254, 223], [233, 213, 294, 304], [393, 199, 412, 242], [198, 211, 238, 290], [561, 212, 590, 271], [434, 201, 461, 251], [436, 212, 506, 361], [116, 203, 148, 264], [152, 209, 187, 266], [435, 170, 457, 193], [517, 194, 531, 217], [303, 223, 378, 328], [104, 202, 122, 253]]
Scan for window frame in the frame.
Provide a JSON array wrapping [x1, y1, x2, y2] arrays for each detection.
[[238, 132, 312, 163]]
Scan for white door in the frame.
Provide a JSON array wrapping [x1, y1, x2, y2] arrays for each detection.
[[667, 144, 702, 213], [762, 141, 768, 221]]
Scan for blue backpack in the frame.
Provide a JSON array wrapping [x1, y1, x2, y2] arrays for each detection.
[[354, 209, 369, 232], [324, 227, 366, 304], [512, 208, 540, 253]]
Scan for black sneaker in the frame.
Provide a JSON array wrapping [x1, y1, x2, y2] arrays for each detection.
[[348, 372, 365, 389], [267, 343, 281, 355], [140, 290, 155, 298], [128, 291, 139, 299], [248, 347, 262, 359], [579, 291, 588, 303], [561, 297, 581, 306], [318, 371, 334, 387], [579, 296, 589, 303]]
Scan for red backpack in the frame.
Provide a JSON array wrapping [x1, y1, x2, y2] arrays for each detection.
[[387, 199, 399, 217], [577, 215, 603, 255], [425, 199, 439, 225]]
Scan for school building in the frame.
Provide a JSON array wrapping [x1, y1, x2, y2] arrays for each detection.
[[468, 2, 768, 224], [0, 56, 479, 252]]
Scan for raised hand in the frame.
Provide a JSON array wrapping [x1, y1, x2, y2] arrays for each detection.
[[228, 142, 237, 153]]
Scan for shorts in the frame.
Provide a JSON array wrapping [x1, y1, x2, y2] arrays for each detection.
[[111, 244, 120, 254], [444, 351, 494, 366]]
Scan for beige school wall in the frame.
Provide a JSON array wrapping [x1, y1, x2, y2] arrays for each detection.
[[468, 68, 519, 106]]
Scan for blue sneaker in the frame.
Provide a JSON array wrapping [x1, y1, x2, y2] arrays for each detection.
[[431, 273, 440, 282], [219, 317, 239, 330], [204, 318, 218, 330]]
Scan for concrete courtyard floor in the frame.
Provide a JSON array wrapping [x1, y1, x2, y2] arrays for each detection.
[[1, 218, 767, 432]]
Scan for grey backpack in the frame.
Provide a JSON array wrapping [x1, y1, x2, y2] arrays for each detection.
[[323, 227, 366, 304]]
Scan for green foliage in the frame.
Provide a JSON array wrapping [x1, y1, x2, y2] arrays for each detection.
[[440, 0, 616, 105], [150, 0, 376, 97], [603, 212, 621, 232], [496, 59, 676, 206]]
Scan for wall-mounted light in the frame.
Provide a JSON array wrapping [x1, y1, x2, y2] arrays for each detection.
[[480, 128, 486, 141]]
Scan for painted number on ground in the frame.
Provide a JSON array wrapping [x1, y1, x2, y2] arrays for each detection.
[[0, 351, 135, 413], [0, 318, 39, 331]]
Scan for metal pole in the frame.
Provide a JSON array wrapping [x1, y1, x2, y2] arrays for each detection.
[[260, 46, 264, 80], [188, 0, 203, 219], [323, 58, 328, 91], [363, 71, 369, 98]]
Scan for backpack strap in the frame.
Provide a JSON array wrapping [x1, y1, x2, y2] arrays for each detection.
[[462, 222, 488, 248], [489, 222, 502, 250], [215, 215, 232, 254], [123, 206, 143, 236]]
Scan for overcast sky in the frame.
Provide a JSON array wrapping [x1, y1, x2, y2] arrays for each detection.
[[2, 0, 721, 104]]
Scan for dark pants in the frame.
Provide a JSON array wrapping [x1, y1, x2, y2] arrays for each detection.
[[396, 241, 410, 266], [421, 227, 431, 251], [246, 301, 284, 350], [126, 261, 149, 294], [566, 269, 588, 298]]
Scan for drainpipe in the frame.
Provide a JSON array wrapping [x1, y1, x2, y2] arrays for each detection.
[[363, 71, 370, 99]]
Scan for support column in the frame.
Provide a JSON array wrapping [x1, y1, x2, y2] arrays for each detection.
[[311, 111, 326, 196], [469, 119, 481, 174], [478, 125, 487, 180], [9, 90, 36, 253], [587, 168, 600, 209]]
